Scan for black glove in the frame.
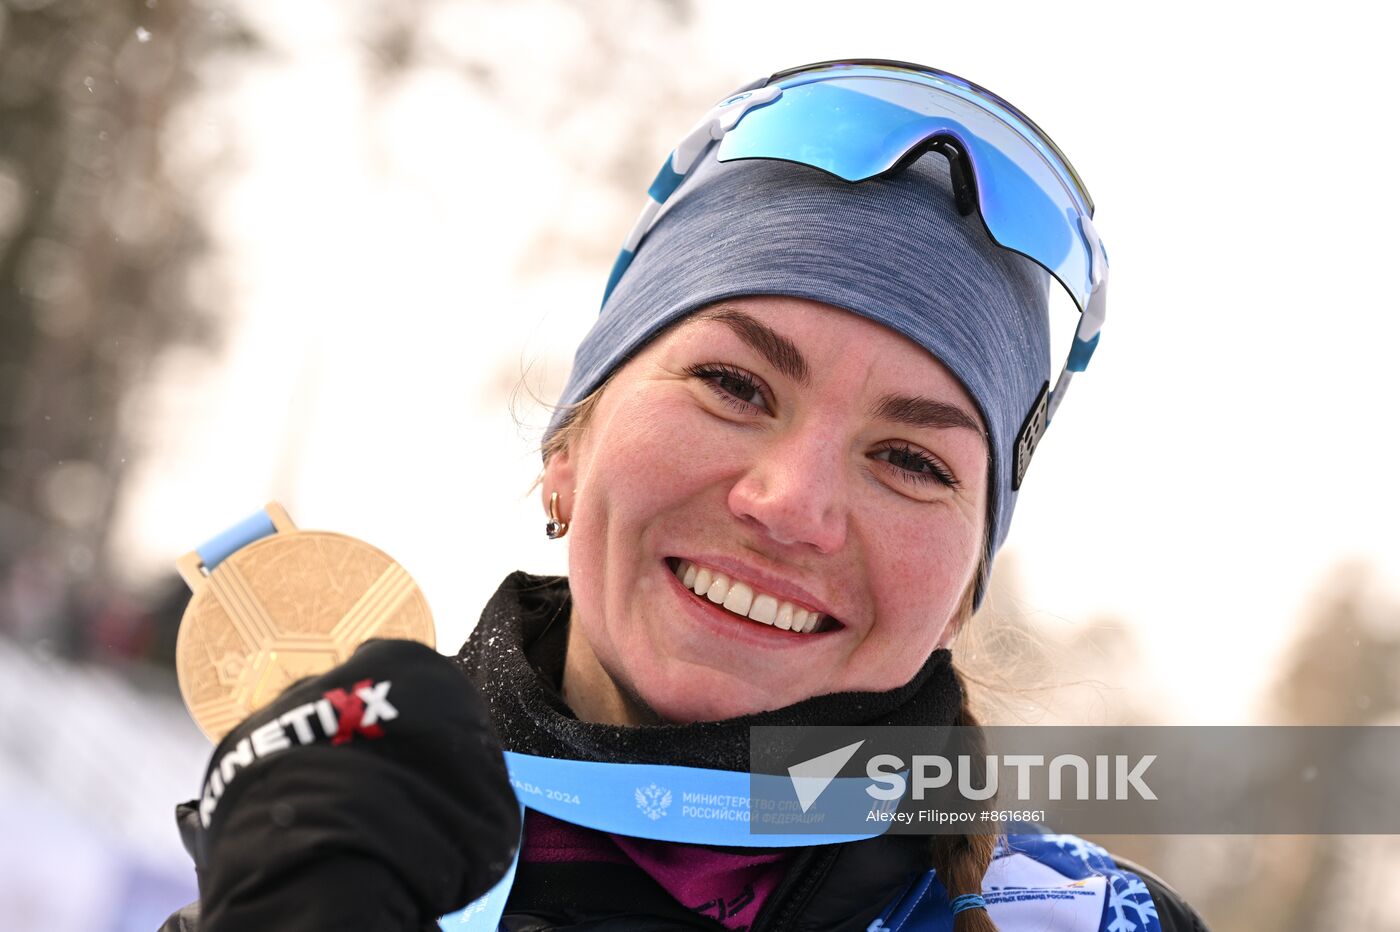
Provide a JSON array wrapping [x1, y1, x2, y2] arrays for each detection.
[[192, 638, 520, 931]]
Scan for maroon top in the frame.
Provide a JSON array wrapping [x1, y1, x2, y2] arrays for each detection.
[[521, 810, 795, 929]]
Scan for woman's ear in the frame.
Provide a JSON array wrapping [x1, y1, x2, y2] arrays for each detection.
[[540, 443, 576, 524]]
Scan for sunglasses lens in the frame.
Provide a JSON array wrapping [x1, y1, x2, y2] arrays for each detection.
[[716, 73, 1094, 312]]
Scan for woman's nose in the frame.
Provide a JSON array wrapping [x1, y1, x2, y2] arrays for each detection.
[[726, 430, 848, 554]]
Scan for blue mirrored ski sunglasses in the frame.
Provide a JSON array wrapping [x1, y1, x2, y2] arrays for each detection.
[[603, 59, 1108, 421]]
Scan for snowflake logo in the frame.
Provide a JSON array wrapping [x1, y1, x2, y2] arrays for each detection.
[[1105, 876, 1159, 932], [635, 783, 672, 821], [1052, 834, 1103, 866]]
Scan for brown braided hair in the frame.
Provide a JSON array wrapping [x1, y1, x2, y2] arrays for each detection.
[[929, 659, 999, 931]]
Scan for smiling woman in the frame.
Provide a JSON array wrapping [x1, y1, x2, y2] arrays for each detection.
[[164, 61, 1208, 932], [479, 60, 1205, 932]]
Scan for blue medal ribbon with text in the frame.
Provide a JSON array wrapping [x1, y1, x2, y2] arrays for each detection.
[[439, 751, 888, 929]]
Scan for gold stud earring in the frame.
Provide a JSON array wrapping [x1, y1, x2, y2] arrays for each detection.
[[545, 491, 569, 540]]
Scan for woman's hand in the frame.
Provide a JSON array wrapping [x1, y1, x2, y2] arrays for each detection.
[[191, 638, 520, 931]]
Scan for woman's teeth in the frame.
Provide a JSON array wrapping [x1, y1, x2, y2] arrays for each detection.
[[673, 560, 827, 633]]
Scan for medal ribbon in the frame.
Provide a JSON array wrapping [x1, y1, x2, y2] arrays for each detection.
[[441, 753, 885, 929]]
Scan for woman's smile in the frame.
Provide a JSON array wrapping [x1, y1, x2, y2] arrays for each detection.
[[666, 555, 842, 633], [661, 559, 839, 650]]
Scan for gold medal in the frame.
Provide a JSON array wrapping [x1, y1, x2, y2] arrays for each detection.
[[174, 503, 435, 742]]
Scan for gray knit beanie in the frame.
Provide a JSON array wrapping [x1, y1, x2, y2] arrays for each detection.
[[549, 147, 1051, 606]]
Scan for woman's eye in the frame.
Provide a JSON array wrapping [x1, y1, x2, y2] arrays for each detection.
[[873, 443, 959, 489], [685, 363, 770, 412]]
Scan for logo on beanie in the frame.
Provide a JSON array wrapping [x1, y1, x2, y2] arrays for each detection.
[[1014, 382, 1050, 490]]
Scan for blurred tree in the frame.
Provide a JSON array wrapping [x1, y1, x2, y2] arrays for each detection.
[[1194, 562, 1400, 932], [1, 0, 703, 661], [0, 0, 253, 659], [971, 560, 1400, 931], [1268, 560, 1400, 727]]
